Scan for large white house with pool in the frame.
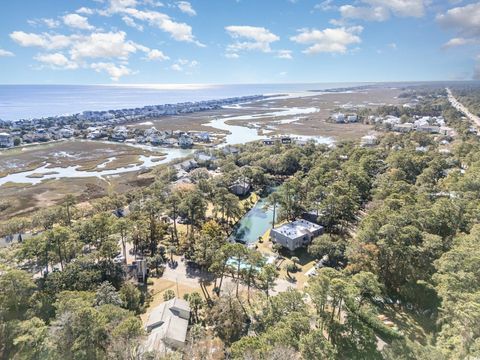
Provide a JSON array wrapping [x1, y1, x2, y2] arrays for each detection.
[[270, 219, 324, 251]]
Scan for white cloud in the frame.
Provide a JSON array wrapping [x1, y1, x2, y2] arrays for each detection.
[[0, 49, 14, 57], [63, 14, 95, 30], [103, 0, 204, 46], [436, 4, 480, 79], [340, 5, 389, 21], [314, 0, 335, 11], [340, 0, 428, 21], [122, 16, 144, 30], [225, 53, 240, 59], [108, 0, 138, 13], [34, 53, 78, 69], [177, 1, 196, 16], [91, 62, 132, 80], [10, 31, 72, 50], [69, 31, 138, 61], [145, 48, 169, 61], [437, 3, 480, 37], [27, 18, 61, 29], [277, 49, 293, 59], [442, 37, 476, 48], [76, 7, 95, 15], [225, 25, 280, 56], [171, 58, 198, 72], [290, 26, 363, 54]]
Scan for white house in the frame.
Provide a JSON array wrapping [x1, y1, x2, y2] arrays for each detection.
[[270, 219, 324, 251], [332, 113, 345, 123], [347, 114, 358, 123], [144, 298, 190, 353], [393, 123, 414, 133], [361, 134, 378, 147], [0, 132, 14, 148]]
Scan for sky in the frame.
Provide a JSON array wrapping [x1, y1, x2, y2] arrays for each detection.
[[0, 0, 478, 84]]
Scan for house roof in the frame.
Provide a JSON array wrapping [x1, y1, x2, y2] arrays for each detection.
[[271, 219, 322, 240], [145, 297, 190, 351]]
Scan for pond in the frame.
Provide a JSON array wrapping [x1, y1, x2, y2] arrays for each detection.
[[229, 196, 276, 245]]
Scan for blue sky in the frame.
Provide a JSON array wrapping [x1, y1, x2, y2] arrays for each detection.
[[0, 0, 478, 84]]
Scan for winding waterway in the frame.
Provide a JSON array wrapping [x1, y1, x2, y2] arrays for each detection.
[[0, 105, 334, 186]]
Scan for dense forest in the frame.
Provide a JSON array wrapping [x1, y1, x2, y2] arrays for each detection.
[[1, 89, 480, 359]]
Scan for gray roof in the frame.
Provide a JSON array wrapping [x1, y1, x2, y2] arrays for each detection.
[[145, 298, 190, 351]]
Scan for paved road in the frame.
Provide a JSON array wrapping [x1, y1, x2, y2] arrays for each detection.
[[161, 256, 295, 295], [446, 87, 480, 129]]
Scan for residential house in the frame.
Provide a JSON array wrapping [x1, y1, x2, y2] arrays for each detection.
[[361, 134, 378, 147], [194, 152, 217, 168], [347, 114, 358, 123], [58, 127, 75, 138], [393, 123, 414, 133], [416, 125, 440, 134], [331, 113, 345, 123], [144, 298, 190, 353], [270, 219, 324, 251], [223, 146, 240, 155], [195, 132, 210, 143], [229, 180, 251, 197], [0, 132, 14, 148], [175, 159, 198, 172], [178, 134, 193, 148]]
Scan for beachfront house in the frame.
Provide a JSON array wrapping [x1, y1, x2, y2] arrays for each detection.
[[270, 219, 324, 251], [0, 132, 14, 148], [144, 298, 190, 353]]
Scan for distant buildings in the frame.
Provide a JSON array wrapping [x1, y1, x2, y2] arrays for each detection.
[[270, 219, 324, 251], [331, 113, 358, 123], [144, 298, 191, 353], [0, 132, 14, 148], [0, 95, 264, 148], [361, 134, 378, 147], [178, 134, 193, 148], [332, 113, 345, 123]]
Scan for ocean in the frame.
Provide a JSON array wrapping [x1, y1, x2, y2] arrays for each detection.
[[0, 83, 366, 121]]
